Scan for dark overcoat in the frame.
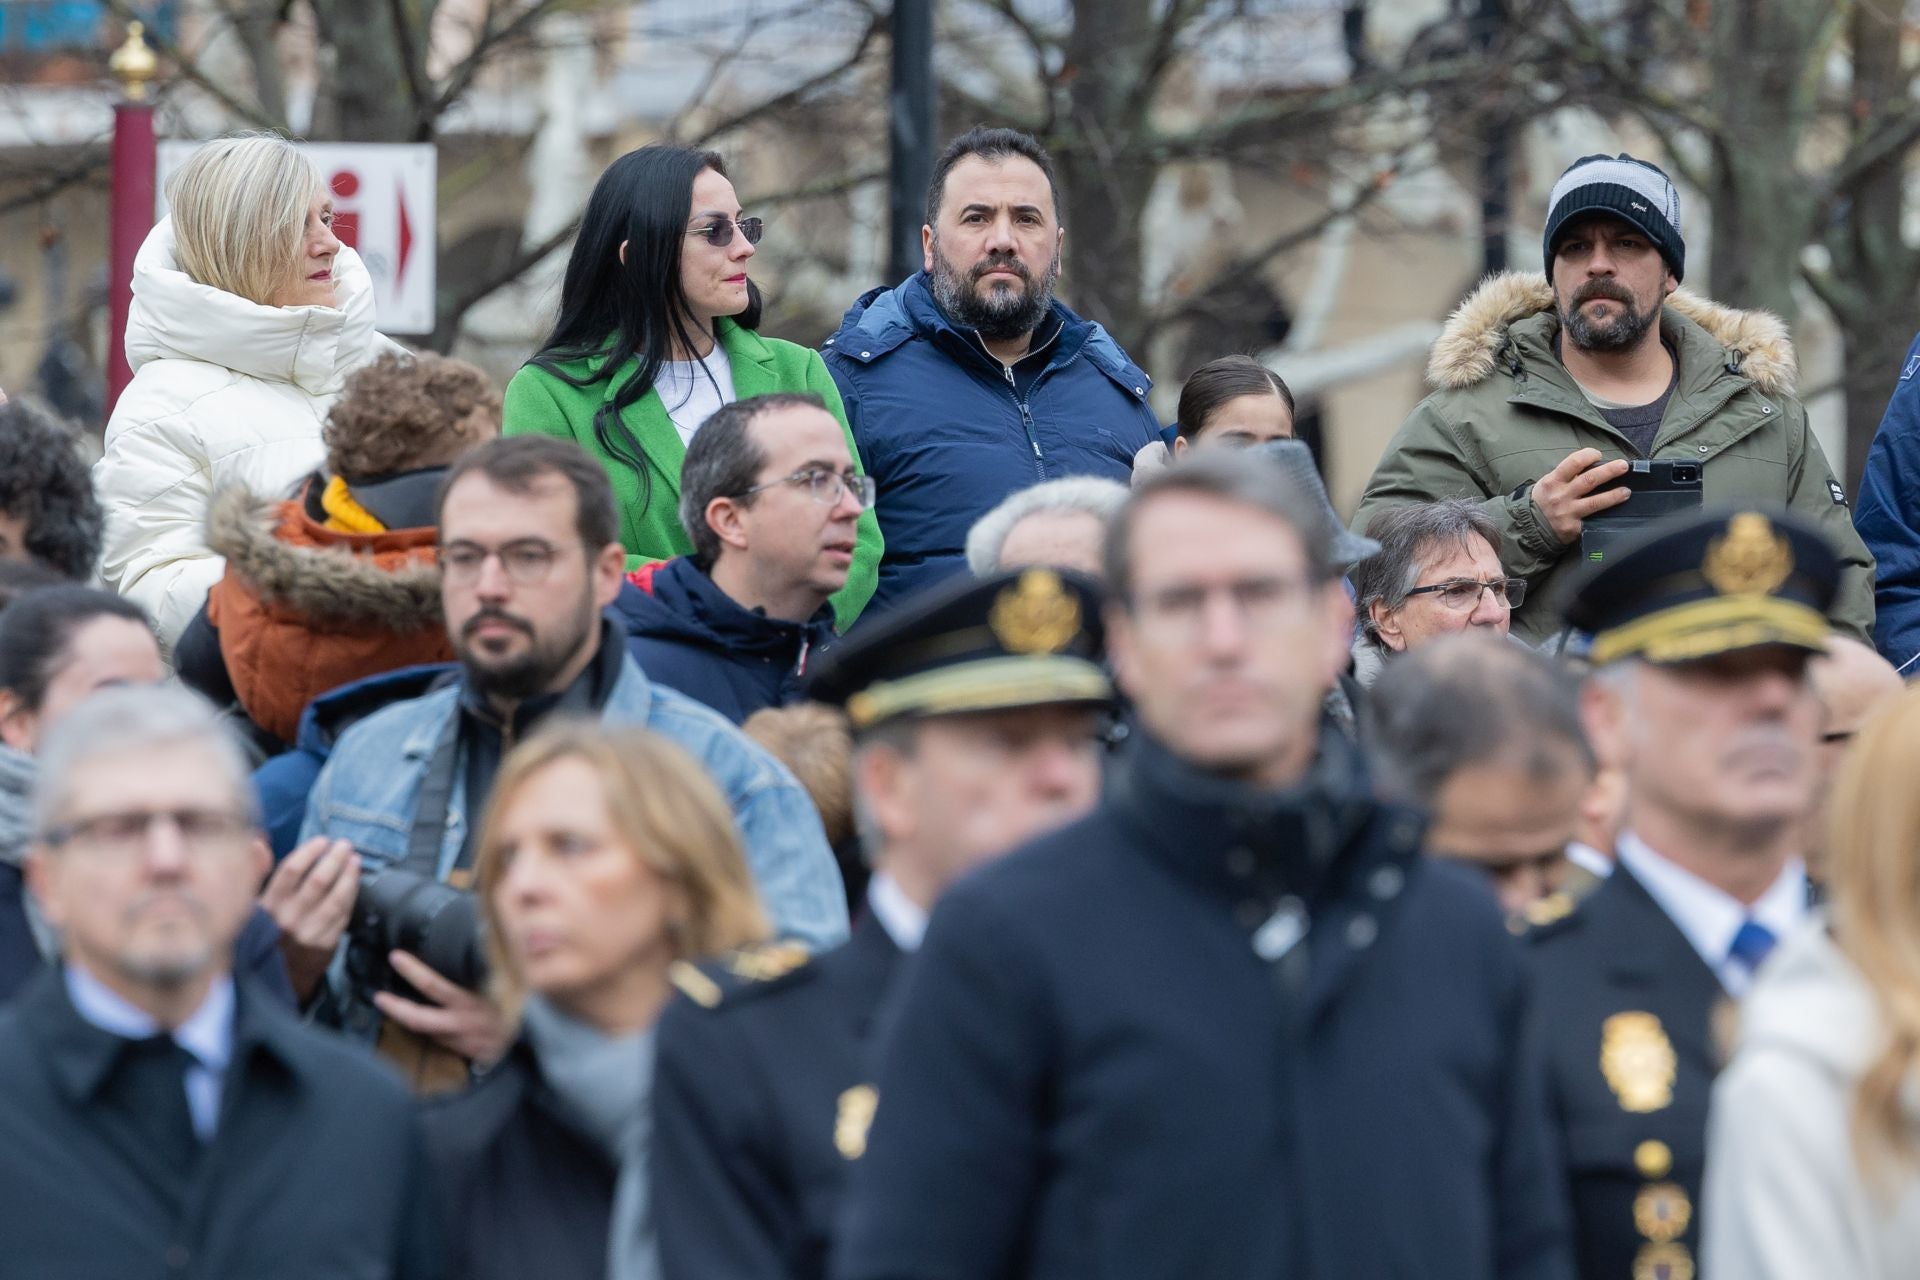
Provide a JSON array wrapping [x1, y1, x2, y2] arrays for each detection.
[[832, 731, 1575, 1280], [653, 912, 902, 1280], [0, 967, 441, 1279], [419, 1039, 618, 1280]]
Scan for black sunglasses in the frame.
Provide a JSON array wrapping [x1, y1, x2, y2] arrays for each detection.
[[687, 216, 764, 249]]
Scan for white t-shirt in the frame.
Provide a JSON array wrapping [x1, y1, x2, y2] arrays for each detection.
[[655, 344, 738, 445]]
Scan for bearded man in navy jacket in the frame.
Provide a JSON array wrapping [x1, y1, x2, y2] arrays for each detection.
[[823, 127, 1162, 617]]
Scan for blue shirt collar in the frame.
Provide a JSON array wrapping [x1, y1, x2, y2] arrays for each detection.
[[63, 961, 235, 1076]]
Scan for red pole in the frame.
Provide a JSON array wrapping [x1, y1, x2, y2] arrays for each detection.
[[106, 23, 158, 415]]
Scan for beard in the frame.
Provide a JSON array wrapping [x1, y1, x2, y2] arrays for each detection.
[[455, 593, 598, 702], [1559, 280, 1658, 353], [928, 236, 1061, 342]]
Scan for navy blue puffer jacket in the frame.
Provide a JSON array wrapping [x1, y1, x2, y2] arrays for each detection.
[[823, 273, 1162, 618]]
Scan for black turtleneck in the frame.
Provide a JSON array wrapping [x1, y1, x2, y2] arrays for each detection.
[[450, 617, 628, 864]]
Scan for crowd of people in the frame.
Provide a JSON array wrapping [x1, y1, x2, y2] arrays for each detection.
[[1, 123, 1919, 1279]]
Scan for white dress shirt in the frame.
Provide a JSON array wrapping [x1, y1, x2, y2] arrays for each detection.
[[1614, 831, 1808, 997], [866, 872, 929, 954], [1564, 841, 1615, 880], [65, 964, 234, 1139]]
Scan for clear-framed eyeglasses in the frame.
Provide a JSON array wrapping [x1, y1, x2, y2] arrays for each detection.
[[733, 467, 876, 509]]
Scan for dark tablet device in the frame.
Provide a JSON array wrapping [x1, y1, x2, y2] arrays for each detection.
[[1579, 458, 1704, 564]]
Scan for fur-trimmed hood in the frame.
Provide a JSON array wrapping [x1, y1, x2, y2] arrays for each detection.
[[205, 483, 442, 630], [1426, 271, 1797, 396]]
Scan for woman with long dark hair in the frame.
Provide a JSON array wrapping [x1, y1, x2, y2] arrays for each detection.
[[503, 146, 881, 626]]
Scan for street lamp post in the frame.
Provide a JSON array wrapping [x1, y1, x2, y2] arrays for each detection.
[[886, 0, 933, 286], [106, 21, 158, 413]]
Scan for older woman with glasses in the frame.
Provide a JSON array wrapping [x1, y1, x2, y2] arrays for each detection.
[[1349, 499, 1523, 685], [503, 145, 882, 628]]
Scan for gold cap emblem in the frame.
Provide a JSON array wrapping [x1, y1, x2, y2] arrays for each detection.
[[1702, 513, 1793, 598], [989, 568, 1082, 655], [835, 1084, 878, 1160], [1601, 1011, 1677, 1113]]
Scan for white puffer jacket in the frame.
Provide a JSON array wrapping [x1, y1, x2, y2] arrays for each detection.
[[95, 218, 396, 646]]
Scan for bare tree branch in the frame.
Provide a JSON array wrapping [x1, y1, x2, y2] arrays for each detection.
[[387, 0, 433, 116], [685, 11, 885, 146], [100, 0, 286, 129], [1149, 55, 1489, 161], [1128, 0, 1210, 121], [1822, 104, 1920, 206], [755, 166, 885, 207], [420, 0, 571, 135], [432, 216, 580, 349], [0, 147, 110, 219], [663, 18, 763, 144], [1146, 158, 1404, 331]]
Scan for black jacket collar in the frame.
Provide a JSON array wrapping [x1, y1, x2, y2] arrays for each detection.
[[25, 966, 304, 1110], [1107, 726, 1421, 907], [458, 615, 628, 738]]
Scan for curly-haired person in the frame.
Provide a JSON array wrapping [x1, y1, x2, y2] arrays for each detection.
[[174, 350, 500, 748], [0, 400, 104, 582]]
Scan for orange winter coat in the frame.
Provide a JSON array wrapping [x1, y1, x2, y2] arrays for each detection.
[[205, 480, 451, 745]]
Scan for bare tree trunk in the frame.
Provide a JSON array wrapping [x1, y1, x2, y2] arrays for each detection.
[[1819, 0, 1920, 488], [1703, 0, 1824, 320], [310, 0, 424, 140], [1053, 0, 1160, 349]]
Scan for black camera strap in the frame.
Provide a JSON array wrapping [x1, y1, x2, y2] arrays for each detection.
[[402, 708, 466, 878]]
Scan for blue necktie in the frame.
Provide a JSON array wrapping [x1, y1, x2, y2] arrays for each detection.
[[1728, 919, 1778, 973]]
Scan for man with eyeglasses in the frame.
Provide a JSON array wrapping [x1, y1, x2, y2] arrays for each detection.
[[1365, 633, 1595, 918], [279, 436, 847, 1076], [616, 393, 871, 724], [653, 566, 1111, 1280], [0, 684, 442, 1277], [835, 450, 1574, 1280], [1350, 500, 1524, 687]]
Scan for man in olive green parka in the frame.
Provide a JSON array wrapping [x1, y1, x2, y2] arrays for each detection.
[[1355, 152, 1873, 645]]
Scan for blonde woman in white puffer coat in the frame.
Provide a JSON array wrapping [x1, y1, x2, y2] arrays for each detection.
[[96, 132, 398, 648]]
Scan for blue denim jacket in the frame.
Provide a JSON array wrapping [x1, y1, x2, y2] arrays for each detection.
[[299, 653, 851, 952]]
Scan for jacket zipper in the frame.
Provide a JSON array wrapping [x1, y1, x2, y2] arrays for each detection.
[[974, 329, 1059, 483], [1001, 362, 1047, 481]]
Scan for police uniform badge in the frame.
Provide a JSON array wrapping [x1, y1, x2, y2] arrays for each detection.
[[835, 1084, 878, 1160], [1600, 1011, 1676, 1113]]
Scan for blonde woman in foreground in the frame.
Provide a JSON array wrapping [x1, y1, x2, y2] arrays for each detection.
[[1703, 682, 1920, 1278], [419, 722, 768, 1280], [96, 132, 395, 647]]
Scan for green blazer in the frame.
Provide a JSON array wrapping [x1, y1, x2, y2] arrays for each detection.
[[504, 319, 881, 627]]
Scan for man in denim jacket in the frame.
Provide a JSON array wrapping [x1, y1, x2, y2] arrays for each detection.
[[271, 437, 848, 1065]]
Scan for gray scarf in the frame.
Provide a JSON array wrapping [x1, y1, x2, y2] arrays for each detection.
[[0, 746, 55, 959], [520, 995, 660, 1280]]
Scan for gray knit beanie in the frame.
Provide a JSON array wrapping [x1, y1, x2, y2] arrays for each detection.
[[1542, 152, 1684, 282]]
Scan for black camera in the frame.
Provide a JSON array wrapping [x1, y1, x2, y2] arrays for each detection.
[[346, 869, 488, 1001]]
